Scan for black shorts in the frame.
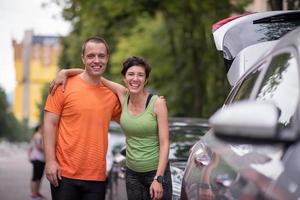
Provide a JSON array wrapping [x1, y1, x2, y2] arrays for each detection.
[[51, 176, 107, 200], [31, 160, 45, 181]]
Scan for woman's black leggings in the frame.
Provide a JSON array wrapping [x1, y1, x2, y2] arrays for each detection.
[[125, 165, 172, 200]]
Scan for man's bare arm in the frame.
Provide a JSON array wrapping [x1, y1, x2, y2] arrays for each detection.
[[43, 111, 61, 187]]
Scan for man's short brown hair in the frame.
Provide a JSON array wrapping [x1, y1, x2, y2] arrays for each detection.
[[82, 37, 109, 55]]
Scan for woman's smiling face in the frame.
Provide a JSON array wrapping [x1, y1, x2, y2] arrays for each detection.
[[123, 65, 147, 93]]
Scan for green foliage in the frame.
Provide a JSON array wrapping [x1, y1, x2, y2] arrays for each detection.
[[0, 88, 9, 138], [0, 87, 30, 141], [36, 83, 51, 124], [56, 0, 251, 118]]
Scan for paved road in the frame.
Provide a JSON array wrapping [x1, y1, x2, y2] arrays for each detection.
[[0, 141, 51, 200]]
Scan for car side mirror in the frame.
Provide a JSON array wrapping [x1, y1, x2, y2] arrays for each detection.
[[209, 101, 280, 142]]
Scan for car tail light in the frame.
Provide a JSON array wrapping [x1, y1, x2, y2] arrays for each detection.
[[212, 12, 253, 32]]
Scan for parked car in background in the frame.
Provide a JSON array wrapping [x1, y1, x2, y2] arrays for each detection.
[[181, 11, 300, 200], [107, 122, 125, 174], [106, 117, 209, 200]]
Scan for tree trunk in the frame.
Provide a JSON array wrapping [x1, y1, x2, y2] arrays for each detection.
[[287, 0, 300, 9], [268, 0, 283, 10]]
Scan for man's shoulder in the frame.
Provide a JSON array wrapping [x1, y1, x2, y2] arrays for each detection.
[[63, 75, 81, 89], [100, 85, 115, 93], [102, 87, 120, 100], [68, 74, 81, 83]]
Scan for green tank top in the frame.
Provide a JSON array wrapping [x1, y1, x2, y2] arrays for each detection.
[[120, 93, 159, 172]]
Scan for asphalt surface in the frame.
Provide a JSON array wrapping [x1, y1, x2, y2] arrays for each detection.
[[0, 141, 51, 200]]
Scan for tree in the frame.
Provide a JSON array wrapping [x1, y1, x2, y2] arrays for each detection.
[[268, 0, 300, 9], [55, 0, 251, 117], [0, 87, 30, 141], [36, 83, 50, 124], [0, 87, 8, 138]]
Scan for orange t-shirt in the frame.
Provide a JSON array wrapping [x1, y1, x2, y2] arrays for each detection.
[[45, 75, 121, 181]]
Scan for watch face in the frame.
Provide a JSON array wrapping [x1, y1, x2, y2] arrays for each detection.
[[155, 176, 163, 183]]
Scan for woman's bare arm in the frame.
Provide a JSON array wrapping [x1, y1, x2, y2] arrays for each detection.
[[150, 98, 170, 199], [100, 77, 127, 104], [50, 68, 83, 95]]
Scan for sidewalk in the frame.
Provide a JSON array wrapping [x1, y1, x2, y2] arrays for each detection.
[[0, 141, 51, 200]]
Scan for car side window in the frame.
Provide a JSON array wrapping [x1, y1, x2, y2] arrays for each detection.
[[228, 69, 261, 104], [256, 52, 299, 126]]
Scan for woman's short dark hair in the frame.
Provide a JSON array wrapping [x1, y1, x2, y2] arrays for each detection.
[[121, 56, 151, 78]]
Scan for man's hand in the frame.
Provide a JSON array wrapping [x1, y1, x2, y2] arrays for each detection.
[[49, 69, 68, 95], [45, 160, 62, 187], [150, 181, 163, 200]]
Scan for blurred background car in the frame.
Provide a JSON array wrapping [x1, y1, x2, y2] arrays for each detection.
[[181, 11, 300, 200], [105, 117, 209, 200], [107, 122, 125, 175]]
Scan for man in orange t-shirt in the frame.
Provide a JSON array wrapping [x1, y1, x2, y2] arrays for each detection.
[[43, 37, 121, 200]]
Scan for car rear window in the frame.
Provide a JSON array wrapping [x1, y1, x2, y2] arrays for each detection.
[[223, 12, 300, 60]]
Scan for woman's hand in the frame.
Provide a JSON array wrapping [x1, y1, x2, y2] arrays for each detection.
[[49, 69, 68, 95], [150, 181, 163, 199]]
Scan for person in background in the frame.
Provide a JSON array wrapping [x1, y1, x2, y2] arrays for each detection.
[[28, 124, 46, 200], [50, 56, 172, 200], [43, 36, 121, 200]]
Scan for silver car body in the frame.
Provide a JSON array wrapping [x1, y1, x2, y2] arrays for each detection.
[[181, 13, 300, 199]]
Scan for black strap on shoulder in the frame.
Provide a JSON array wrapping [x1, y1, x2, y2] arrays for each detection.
[[145, 93, 153, 109], [127, 93, 153, 109]]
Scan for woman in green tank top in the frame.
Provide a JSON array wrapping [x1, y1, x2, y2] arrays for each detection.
[[51, 56, 172, 200]]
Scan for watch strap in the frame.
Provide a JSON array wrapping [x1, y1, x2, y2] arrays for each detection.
[[153, 175, 164, 183]]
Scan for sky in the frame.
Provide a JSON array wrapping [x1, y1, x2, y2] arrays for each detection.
[[0, 0, 71, 97]]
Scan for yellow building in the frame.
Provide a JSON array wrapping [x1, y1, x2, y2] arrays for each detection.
[[13, 30, 62, 126]]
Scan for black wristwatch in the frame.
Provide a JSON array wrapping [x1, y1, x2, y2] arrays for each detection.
[[153, 175, 164, 184]]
